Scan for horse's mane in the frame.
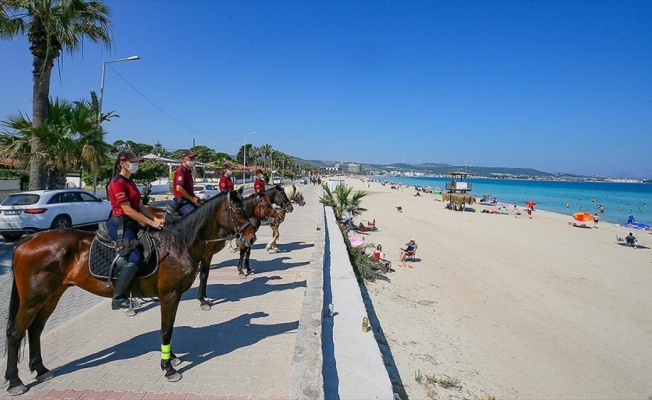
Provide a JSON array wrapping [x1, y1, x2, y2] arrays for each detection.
[[158, 192, 234, 255], [284, 184, 300, 200]]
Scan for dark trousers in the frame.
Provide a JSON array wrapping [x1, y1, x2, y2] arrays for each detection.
[[106, 217, 144, 264], [178, 201, 197, 216]]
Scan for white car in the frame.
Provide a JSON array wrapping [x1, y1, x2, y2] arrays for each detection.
[[272, 176, 282, 184], [0, 189, 111, 242], [194, 184, 220, 200]]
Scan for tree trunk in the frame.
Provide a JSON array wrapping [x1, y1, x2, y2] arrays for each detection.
[[47, 166, 67, 189], [30, 60, 52, 190]]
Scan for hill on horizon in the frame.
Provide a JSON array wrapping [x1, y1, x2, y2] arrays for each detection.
[[292, 157, 580, 178]]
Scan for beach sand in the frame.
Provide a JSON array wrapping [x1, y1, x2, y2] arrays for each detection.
[[340, 176, 652, 399]]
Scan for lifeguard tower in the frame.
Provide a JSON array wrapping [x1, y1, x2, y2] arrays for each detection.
[[443, 171, 475, 211], [445, 171, 472, 194]]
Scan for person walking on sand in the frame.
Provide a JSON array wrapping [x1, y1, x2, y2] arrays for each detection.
[[593, 213, 600, 228]]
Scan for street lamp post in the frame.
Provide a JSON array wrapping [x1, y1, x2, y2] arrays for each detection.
[[243, 131, 257, 185], [95, 55, 140, 195]]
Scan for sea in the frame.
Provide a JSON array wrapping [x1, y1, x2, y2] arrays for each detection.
[[370, 176, 652, 226]]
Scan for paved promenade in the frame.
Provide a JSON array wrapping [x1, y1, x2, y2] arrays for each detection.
[[0, 183, 323, 399]]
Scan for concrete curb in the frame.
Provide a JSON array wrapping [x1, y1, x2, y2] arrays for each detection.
[[289, 204, 325, 399]]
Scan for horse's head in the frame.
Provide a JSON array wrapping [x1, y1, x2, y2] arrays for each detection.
[[287, 184, 306, 207], [269, 184, 293, 212], [227, 190, 257, 247], [250, 193, 281, 225]]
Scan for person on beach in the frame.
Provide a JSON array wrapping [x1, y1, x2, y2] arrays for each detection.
[[373, 245, 393, 271], [107, 151, 164, 310], [254, 169, 266, 195], [625, 232, 637, 247], [219, 165, 234, 193], [173, 149, 201, 216], [512, 205, 522, 217], [399, 240, 417, 261], [526, 208, 532, 219], [593, 213, 600, 228]]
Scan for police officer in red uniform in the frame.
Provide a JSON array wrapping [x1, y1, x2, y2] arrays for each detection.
[[107, 150, 164, 310], [219, 164, 234, 193], [253, 168, 266, 195], [173, 149, 200, 216]]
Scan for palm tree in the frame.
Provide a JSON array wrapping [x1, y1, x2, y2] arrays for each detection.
[[0, 96, 113, 188], [319, 182, 368, 221], [259, 144, 273, 170], [0, 0, 113, 189]]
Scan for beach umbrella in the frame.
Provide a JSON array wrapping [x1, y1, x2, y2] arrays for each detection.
[[525, 201, 536, 207], [621, 222, 652, 232], [573, 212, 594, 222]]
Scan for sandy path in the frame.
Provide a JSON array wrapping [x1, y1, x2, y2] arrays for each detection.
[[341, 177, 652, 399]]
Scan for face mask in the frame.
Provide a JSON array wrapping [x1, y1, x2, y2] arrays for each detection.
[[186, 161, 196, 168], [127, 162, 139, 174], [226, 170, 232, 177]]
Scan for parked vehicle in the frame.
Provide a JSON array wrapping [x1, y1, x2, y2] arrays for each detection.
[[194, 184, 219, 200], [272, 176, 282, 184], [0, 189, 112, 242]]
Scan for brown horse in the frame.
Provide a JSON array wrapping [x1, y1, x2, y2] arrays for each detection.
[[146, 187, 288, 310], [4, 191, 256, 395], [265, 184, 306, 253], [233, 187, 293, 279]]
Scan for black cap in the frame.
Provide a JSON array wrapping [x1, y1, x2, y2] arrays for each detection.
[[117, 151, 142, 162], [256, 169, 263, 174], [182, 149, 196, 158]]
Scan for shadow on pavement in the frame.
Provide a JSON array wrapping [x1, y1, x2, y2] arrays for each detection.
[[182, 275, 307, 307], [48, 312, 298, 383]]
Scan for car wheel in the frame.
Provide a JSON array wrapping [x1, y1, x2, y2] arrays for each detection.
[[51, 215, 72, 229], [1, 233, 23, 242]]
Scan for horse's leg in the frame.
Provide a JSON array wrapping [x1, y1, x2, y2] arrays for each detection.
[[267, 225, 280, 253], [159, 292, 182, 381], [196, 256, 212, 311], [5, 284, 37, 395], [244, 246, 253, 275], [27, 288, 67, 383], [237, 248, 246, 278]]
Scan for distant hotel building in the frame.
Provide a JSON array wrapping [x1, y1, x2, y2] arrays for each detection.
[[335, 162, 362, 174]]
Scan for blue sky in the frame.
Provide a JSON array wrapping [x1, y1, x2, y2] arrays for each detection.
[[1, 0, 651, 178]]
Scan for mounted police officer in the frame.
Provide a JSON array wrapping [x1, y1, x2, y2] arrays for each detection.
[[107, 151, 164, 310], [219, 164, 234, 193], [254, 168, 266, 196], [173, 149, 200, 216]]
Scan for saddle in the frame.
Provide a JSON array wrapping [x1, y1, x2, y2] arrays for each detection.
[[89, 221, 159, 282]]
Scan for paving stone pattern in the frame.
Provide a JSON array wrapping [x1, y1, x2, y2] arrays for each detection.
[[0, 183, 321, 399]]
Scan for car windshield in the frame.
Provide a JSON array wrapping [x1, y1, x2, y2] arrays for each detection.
[[1, 194, 41, 206]]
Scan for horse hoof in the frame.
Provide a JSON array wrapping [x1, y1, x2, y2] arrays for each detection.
[[171, 357, 182, 367], [7, 384, 28, 396], [239, 273, 247, 280], [200, 303, 211, 311], [36, 370, 54, 382], [165, 371, 182, 382]]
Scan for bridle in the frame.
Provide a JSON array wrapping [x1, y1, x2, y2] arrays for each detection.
[[201, 194, 251, 244], [253, 195, 280, 226]]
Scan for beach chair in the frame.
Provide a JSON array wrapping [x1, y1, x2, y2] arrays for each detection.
[[401, 245, 418, 262]]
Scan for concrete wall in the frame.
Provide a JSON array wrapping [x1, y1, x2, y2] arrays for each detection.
[[321, 207, 394, 398], [0, 179, 20, 203]]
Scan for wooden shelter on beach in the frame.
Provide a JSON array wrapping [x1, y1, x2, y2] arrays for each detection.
[[442, 171, 476, 211]]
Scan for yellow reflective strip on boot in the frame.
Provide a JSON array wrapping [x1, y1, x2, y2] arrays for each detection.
[[161, 344, 171, 360]]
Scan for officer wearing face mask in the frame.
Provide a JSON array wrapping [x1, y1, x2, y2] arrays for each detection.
[[107, 150, 164, 310], [219, 164, 234, 193], [173, 149, 200, 216]]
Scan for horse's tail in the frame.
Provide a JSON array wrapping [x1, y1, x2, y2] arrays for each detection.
[[5, 275, 20, 358]]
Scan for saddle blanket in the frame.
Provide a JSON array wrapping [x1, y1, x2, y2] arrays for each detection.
[[89, 238, 158, 280]]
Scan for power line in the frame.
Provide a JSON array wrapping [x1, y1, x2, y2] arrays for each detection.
[[107, 64, 241, 143]]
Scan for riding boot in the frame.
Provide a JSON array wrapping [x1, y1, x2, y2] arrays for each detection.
[[111, 263, 139, 310]]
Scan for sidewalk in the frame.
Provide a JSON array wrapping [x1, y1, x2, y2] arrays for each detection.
[[1, 184, 322, 400]]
